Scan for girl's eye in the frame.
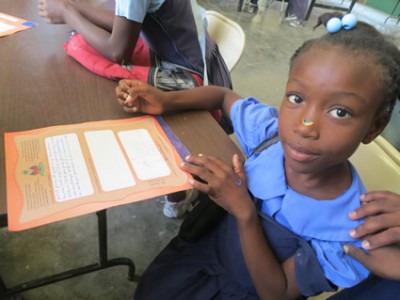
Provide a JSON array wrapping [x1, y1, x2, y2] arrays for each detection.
[[329, 107, 351, 119], [287, 94, 303, 104]]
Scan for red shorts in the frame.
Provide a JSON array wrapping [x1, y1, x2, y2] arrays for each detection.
[[64, 32, 222, 124]]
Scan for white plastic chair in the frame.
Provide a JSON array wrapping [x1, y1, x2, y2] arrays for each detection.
[[350, 135, 400, 193], [205, 10, 246, 72]]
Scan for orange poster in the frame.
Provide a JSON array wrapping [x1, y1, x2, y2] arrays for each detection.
[[5, 116, 192, 231], [0, 12, 36, 37]]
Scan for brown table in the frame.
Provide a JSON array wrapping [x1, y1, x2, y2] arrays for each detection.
[[0, 0, 240, 296]]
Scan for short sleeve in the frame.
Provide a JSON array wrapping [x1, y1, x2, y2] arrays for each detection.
[[311, 240, 370, 288], [230, 97, 279, 157], [115, 0, 164, 23], [258, 212, 338, 296], [295, 239, 337, 296]]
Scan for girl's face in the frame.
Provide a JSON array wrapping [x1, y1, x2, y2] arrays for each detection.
[[278, 45, 387, 176]]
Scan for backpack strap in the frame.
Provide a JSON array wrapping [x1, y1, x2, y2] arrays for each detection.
[[249, 133, 279, 158], [190, 0, 208, 85]]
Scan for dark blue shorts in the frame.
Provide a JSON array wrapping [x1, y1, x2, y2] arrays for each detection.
[[328, 276, 400, 300]]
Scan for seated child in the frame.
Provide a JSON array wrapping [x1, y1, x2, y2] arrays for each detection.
[[116, 13, 400, 299], [38, 0, 234, 218]]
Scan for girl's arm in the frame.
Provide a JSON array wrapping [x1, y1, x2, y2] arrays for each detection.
[[236, 203, 299, 299], [38, 0, 140, 63], [183, 154, 301, 299], [116, 80, 301, 298], [116, 79, 242, 117]]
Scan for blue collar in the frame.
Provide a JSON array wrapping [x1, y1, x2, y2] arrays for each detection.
[[246, 142, 366, 242]]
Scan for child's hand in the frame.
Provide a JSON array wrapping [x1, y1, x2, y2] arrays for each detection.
[[182, 153, 254, 219], [38, 0, 69, 24], [115, 79, 166, 114], [349, 191, 400, 250], [343, 244, 400, 280]]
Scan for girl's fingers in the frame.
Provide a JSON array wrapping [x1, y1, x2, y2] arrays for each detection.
[[181, 156, 214, 184], [122, 106, 137, 113], [185, 154, 230, 176], [232, 154, 245, 179], [182, 154, 247, 199]]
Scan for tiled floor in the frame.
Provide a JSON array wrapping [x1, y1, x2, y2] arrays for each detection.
[[1, 1, 399, 299]]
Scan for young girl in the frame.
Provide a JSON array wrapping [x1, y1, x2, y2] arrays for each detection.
[[116, 14, 400, 299]]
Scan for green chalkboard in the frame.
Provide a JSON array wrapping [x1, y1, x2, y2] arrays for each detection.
[[366, 0, 400, 15]]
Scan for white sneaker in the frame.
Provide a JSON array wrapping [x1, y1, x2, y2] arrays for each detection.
[[163, 189, 199, 218], [245, 3, 259, 14], [285, 14, 298, 21], [289, 20, 302, 27]]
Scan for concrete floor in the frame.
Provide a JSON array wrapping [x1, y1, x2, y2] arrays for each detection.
[[1, 1, 399, 299]]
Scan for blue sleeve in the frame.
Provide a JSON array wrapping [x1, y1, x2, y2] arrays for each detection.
[[115, 0, 164, 23], [230, 97, 279, 157], [311, 240, 370, 288]]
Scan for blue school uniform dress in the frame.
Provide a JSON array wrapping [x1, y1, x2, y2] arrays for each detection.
[[134, 98, 370, 299], [115, 0, 232, 88]]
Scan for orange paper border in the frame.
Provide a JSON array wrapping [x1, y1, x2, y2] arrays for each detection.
[[0, 12, 36, 37], [5, 116, 192, 231]]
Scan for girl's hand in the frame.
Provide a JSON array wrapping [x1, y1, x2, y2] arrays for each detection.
[[344, 244, 400, 280], [115, 79, 166, 114], [349, 191, 400, 250], [181, 153, 254, 219], [38, 0, 69, 24]]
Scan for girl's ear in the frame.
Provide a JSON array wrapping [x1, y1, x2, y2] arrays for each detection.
[[362, 113, 390, 144]]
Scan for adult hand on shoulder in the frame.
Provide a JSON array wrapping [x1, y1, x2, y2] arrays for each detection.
[[116, 79, 166, 114], [344, 244, 400, 280], [348, 191, 400, 250], [38, 0, 69, 24]]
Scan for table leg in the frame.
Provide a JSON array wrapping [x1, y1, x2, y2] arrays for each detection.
[[305, 0, 317, 21], [0, 210, 136, 297], [317, 0, 357, 11], [238, 0, 245, 11], [96, 210, 136, 280], [305, 0, 358, 21]]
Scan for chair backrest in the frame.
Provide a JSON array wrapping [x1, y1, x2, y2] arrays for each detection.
[[350, 135, 400, 193], [205, 10, 246, 72]]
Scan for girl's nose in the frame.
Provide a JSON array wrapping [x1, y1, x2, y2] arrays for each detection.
[[294, 117, 319, 139]]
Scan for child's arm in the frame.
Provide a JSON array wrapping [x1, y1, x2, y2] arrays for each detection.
[[182, 154, 301, 299], [344, 191, 400, 280], [38, 0, 140, 64], [117, 80, 300, 297], [116, 79, 241, 117]]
